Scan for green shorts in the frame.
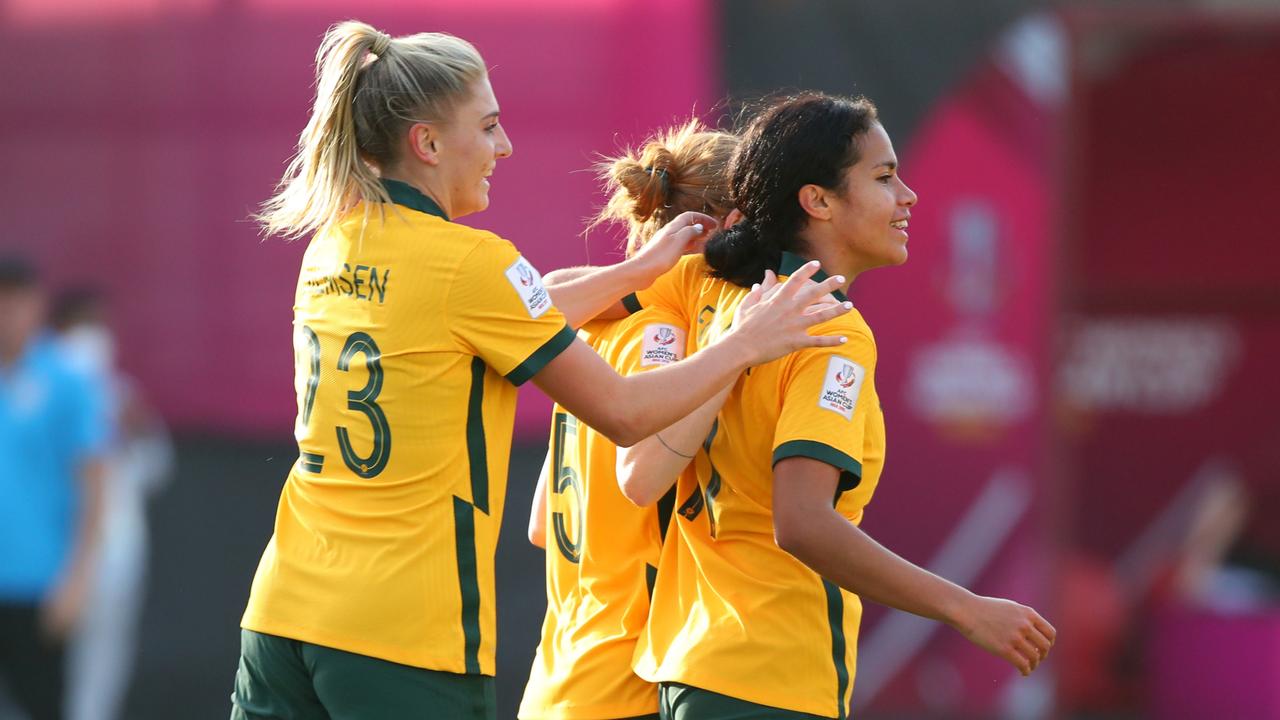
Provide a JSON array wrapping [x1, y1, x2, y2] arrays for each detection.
[[659, 682, 829, 720], [230, 629, 496, 720]]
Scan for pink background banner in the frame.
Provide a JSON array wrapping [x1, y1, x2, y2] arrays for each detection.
[[0, 0, 717, 437]]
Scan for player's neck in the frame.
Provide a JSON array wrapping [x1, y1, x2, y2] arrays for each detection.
[[379, 167, 451, 219], [793, 231, 858, 294]]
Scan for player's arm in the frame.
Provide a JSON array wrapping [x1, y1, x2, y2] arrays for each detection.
[[616, 273, 842, 504], [614, 276, 777, 505], [533, 263, 852, 448], [528, 450, 550, 549], [543, 212, 713, 326], [771, 458, 1056, 677], [616, 385, 730, 506]]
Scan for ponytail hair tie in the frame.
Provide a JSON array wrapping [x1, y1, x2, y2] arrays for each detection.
[[371, 31, 393, 57], [644, 166, 670, 197]]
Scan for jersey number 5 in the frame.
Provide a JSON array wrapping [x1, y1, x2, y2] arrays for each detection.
[[551, 411, 584, 564], [298, 326, 392, 478]]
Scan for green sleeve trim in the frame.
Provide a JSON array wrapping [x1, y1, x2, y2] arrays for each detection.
[[505, 324, 576, 386], [621, 292, 643, 314], [772, 439, 862, 493]]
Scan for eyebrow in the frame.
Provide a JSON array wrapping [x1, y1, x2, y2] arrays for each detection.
[[872, 160, 898, 171], [481, 111, 500, 121]]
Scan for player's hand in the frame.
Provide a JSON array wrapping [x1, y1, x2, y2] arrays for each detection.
[[721, 270, 777, 340], [629, 211, 718, 284], [721, 269, 842, 343], [723, 260, 853, 365], [955, 595, 1056, 676]]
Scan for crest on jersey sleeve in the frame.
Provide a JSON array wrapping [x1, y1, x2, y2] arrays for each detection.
[[640, 323, 686, 366], [504, 255, 552, 318], [818, 355, 865, 420]]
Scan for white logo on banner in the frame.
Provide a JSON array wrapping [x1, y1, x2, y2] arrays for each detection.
[[640, 324, 685, 366], [1060, 317, 1240, 413], [818, 356, 864, 420], [909, 338, 1035, 426], [504, 256, 552, 318]]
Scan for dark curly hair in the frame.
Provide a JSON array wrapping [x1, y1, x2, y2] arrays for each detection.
[[705, 93, 879, 287]]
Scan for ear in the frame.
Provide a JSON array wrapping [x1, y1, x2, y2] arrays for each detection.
[[408, 123, 441, 166], [797, 184, 832, 221], [722, 208, 744, 229]]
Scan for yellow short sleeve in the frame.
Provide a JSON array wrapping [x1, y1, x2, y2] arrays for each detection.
[[612, 308, 690, 377], [448, 236, 576, 385], [624, 255, 704, 323], [771, 331, 877, 492]]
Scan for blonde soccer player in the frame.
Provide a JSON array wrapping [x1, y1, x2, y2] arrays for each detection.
[[518, 122, 746, 720], [230, 23, 855, 720], [617, 93, 1057, 719]]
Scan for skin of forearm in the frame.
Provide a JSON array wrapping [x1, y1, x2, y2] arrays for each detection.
[[778, 505, 975, 632], [544, 260, 652, 328], [605, 337, 755, 446], [616, 384, 733, 506]]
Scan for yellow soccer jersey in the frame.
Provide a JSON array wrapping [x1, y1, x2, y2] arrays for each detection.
[[241, 180, 576, 676], [519, 309, 686, 720], [630, 252, 886, 718]]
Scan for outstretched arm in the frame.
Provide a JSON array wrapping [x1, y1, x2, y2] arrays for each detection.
[[772, 457, 1056, 676]]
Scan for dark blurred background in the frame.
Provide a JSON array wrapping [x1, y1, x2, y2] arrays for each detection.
[[3, 1, 1279, 718]]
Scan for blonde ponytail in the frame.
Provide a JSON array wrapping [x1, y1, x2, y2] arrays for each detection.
[[258, 21, 487, 239], [591, 120, 739, 257]]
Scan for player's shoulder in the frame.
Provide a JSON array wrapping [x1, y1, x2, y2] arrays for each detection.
[[583, 308, 676, 348], [675, 253, 711, 273], [830, 304, 874, 342], [610, 308, 688, 369], [417, 224, 526, 280], [786, 305, 876, 366], [578, 317, 626, 348], [656, 253, 712, 286]]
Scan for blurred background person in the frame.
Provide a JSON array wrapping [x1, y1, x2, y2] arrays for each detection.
[[0, 258, 108, 720], [50, 289, 174, 720]]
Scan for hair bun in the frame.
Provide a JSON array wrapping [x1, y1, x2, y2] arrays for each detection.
[[613, 159, 669, 222]]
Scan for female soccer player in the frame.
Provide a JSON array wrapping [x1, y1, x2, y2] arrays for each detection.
[[622, 93, 1057, 719], [519, 121, 744, 720], [230, 23, 853, 720]]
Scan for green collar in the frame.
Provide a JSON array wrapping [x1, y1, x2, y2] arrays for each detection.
[[381, 179, 449, 221], [776, 251, 849, 303]]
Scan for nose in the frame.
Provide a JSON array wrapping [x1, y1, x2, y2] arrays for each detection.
[[496, 124, 513, 159], [899, 178, 918, 207]]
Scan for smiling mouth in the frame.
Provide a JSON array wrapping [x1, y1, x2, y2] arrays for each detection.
[[890, 219, 908, 230]]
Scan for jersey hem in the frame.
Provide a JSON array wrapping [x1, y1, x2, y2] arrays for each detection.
[[507, 324, 576, 386], [239, 615, 494, 677], [517, 698, 660, 720], [637, 668, 842, 719]]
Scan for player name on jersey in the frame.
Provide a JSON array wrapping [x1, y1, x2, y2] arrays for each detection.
[[304, 263, 391, 303]]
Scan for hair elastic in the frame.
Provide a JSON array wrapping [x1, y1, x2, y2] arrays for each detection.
[[644, 166, 670, 197]]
